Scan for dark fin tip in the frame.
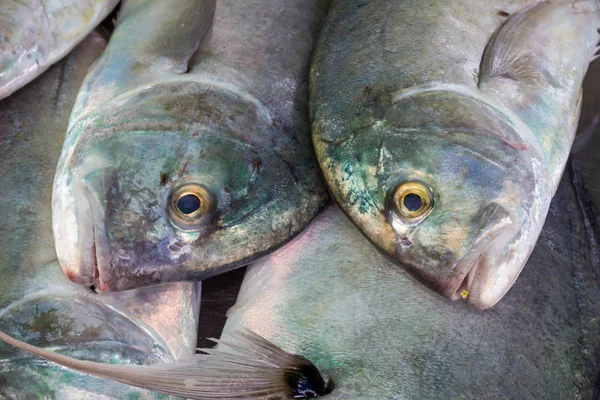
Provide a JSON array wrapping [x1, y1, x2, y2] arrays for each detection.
[[497, 10, 510, 17], [284, 356, 333, 398]]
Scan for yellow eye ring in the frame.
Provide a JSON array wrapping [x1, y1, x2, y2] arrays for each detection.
[[169, 183, 215, 231], [391, 181, 434, 222]]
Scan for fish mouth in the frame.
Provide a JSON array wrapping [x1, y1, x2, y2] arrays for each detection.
[[90, 228, 101, 292], [443, 233, 494, 301], [67, 166, 113, 291], [443, 203, 519, 309], [86, 198, 111, 292], [445, 238, 494, 303]]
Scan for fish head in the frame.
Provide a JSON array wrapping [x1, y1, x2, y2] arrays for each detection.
[[53, 83, 326, 291], [319, 92, 550, 309], [381, 131, 546, 309]]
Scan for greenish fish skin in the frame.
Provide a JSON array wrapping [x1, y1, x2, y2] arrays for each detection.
[[310, 0, 600, 309], [0, 0, 119, 100], [0, 32, 200, 399], [52, 0, 330, 292], [224, 180, 600, 399]]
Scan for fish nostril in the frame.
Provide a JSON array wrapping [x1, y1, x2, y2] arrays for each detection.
[[399, 236, 413, 248]]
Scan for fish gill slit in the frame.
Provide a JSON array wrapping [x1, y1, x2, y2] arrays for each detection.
[[96, 76, 273, 125], [391, 83, 545, 161]]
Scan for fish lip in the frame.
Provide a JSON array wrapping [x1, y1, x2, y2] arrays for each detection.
[[91, 228, 101, 291], [443, 237, 494, 303], [445, 226, 520, 310], [79, 171, 112, 291], [440, 201, 519, 309]]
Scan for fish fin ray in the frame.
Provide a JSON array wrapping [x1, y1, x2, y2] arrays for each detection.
[[0, 329, 329, 399]]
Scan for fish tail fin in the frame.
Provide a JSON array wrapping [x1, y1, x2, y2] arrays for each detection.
[[0, 329, 332, 399]]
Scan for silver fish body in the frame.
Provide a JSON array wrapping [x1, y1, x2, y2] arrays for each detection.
[[53, 0, 329, 292], [224, 184, 600, 398], [0, 33, 200, 399], [310, 0, 600, 308], [0, 0, 119, 100]]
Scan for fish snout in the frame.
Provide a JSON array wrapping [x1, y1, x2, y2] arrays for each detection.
[[443, 202, 520, 309], [55, 164, 113, 290], [81, 167, 114, 291]]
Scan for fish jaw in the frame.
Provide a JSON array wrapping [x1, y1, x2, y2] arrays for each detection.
[[443, 211, 535, 309], [53, 155, 112, 289]]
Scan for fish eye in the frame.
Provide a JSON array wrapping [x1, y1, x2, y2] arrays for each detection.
[[391, 181, 434, 223], [177, 194, 201, 215], [169, 183, 215, 231]]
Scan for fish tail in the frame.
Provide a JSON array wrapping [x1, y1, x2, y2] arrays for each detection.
[[0, 329, 332, 399]]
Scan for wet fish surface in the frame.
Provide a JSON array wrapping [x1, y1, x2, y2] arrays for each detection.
[[0, 32, 200, 399], [3, 175, 600, 398], [222, 183, 600, 399], [52, 0, 329, 292], [310, 0, 600, 308], [0, 0, 119, 100]]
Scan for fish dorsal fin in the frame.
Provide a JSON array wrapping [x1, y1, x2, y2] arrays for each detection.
[[0, 329, 331, 399], [479, 0, 600, 90]]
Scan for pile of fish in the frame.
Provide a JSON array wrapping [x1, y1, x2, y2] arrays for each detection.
[[0, 0, 599, 399]]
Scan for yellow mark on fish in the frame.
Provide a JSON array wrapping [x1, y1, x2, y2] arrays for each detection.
[[460, 290, 469, 299]]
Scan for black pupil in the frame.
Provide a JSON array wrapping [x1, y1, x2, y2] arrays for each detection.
[[177, 194, 201, 215], [403, 193, 423, 212]]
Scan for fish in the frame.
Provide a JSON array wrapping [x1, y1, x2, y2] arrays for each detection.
[[0, 0, 119, 100], [224, 179, 600, 399], [3, 173, 599, 399], [0, 32, 200, 399], [52, 0, 330, 292], [310, 0, 600, 309]]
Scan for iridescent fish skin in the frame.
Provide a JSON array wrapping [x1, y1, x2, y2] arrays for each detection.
[[52, 0, 329, 292], [310, 0, 600, 308], [225, 187, 600, 399], [0, 33, 199, 399], [0, 0, 119, 100]]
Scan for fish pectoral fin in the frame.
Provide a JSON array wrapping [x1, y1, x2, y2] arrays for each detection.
[[478, 0, 600, 90], [0, 329, 331, 400]]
